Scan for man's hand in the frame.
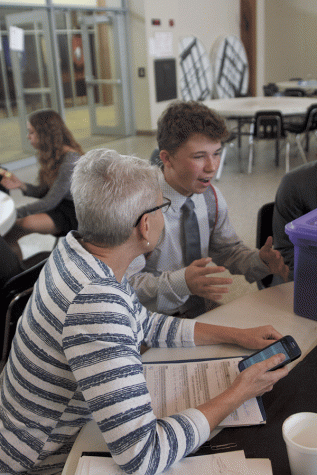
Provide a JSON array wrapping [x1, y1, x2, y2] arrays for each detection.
[[185, 257, 232, 301], [259, 236, 289, 282]]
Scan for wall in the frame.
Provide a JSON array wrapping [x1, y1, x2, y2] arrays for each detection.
[[264, 0, 317, 83], [130, 0, 240, 132], [256, 0, 265, 96], [128, 0, 152, 132]]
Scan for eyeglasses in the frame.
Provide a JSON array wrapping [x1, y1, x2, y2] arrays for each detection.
[[134, 197, 171, 227]]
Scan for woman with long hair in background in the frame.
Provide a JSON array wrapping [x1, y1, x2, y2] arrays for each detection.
[[0, 109, 83, 260]]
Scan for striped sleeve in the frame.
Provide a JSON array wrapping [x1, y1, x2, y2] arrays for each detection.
[[62, 282, 209, 475]]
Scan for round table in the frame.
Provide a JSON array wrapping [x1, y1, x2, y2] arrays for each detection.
[[204, 96, 317, 171], [0, 190, 16, 236], [205, 96, 317, 118]]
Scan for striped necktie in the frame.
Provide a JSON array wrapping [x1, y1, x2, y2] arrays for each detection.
[[181, 197, 206, 318]]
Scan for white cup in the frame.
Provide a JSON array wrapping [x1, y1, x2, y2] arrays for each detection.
[[282, 412, 317, 475]]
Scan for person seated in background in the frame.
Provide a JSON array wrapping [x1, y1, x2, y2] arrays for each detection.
[[128, 100, 289, 318], [0, 109, 83, 261], [0, 149, 288, 474], [273, 160, 317, 283]]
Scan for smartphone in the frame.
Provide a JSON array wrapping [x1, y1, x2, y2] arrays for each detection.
[[238, 335, 301, 372]]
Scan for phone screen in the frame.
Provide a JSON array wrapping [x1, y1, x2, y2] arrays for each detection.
[[241, 340, 290, 369]]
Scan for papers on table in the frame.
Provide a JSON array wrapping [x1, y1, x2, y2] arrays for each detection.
[[143, 357, 266, 427], [74, 357, 270, 475], [75, 451, 273, 475]]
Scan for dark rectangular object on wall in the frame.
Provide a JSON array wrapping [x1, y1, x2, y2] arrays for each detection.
[[154, 59, 177, 102]]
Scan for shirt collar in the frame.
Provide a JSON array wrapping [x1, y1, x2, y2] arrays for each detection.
[[159, 173, 202, 212]]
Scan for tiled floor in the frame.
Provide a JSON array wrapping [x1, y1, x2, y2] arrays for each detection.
[[5, 131, 317, 306]]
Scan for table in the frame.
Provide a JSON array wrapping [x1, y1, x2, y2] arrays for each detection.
[[276, 80, 317, 96], [61, 282, 317, 475], [205, 96, 317, 118], [0, 190, 16, 236], [204, 96, 317, 169]]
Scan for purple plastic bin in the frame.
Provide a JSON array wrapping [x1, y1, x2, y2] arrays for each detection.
[[285, 208, 317, 320]]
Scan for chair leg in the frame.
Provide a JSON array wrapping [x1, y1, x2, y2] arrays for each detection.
[[248, 142, 254, 174], [295, 135, 308, 163], [215, 146, 227, 181], [275, 138, 280, 167], [285, 141, 290, 173]]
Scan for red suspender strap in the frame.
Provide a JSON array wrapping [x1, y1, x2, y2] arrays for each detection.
[[210, 184, 218, 234]]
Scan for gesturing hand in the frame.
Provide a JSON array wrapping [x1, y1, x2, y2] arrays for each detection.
[[185, 257, 232, 301], [259, 236, 289, 282]]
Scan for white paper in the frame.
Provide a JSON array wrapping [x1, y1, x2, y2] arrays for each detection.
[[143, 358, 265, 426], [246, 458, 273, 474], [149, 31, 173, 57], [9, 26, 24, 52], [75, 451, 272, 475]]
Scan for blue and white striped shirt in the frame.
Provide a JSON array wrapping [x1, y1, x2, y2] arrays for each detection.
[[0, 232, 210, 474]]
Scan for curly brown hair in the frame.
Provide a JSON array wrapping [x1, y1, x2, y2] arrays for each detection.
[[157, 100, 229, 153], [29, 109, 84, 188]]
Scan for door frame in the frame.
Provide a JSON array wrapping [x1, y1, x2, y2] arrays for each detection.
[[5, 9, 59, 153], [240, 0, 257, 97], [80, 11, 134, 136]]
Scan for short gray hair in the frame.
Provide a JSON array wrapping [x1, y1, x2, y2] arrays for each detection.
[[71, 148, 161, 246]]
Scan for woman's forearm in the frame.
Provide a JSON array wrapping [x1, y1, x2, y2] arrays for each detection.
[[194, 322, 283, 350]]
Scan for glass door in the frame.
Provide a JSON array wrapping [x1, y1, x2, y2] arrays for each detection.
[[5, 10, 58, 153], [80, 12, 134, 136]]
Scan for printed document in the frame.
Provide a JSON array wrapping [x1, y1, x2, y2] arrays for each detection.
[[143, 357, 265, 426], [75, 450, 272, 475]]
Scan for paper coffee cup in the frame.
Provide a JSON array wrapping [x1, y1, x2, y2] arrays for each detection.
[[282, 412, 317, 475]]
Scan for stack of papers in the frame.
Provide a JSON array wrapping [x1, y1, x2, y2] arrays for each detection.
[[143, 357, 266, 426], [75, 451, 273, 475]]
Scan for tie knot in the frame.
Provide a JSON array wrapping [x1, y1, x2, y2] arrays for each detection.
[[182, 197, 195, 212]]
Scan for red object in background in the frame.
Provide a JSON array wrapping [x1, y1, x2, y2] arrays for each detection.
[[152, 19, 161, 26], [72, 35, 84, 69], [169, 19, 175, 27]]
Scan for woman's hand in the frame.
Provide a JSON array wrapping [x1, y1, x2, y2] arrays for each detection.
[[231, 325, 283, 350], [197, 353, 288, 431], [0, 169, 25, 190], [230, 353, 288, 401]]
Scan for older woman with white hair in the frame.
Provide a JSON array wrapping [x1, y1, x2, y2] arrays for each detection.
[[0, 149, 288, 475]]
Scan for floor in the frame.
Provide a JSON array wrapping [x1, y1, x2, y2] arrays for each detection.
[[5, 130, 317, 306]]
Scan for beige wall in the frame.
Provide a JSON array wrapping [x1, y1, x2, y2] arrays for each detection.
[[264, 0, 317, 84], [128, 0, 152, 132], [129, 0, 240, 132]]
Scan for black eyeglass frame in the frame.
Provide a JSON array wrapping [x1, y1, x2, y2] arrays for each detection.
[[134, 198, 171, 227]]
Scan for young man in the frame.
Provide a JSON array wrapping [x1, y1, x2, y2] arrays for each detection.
[[128, 101, 289, 317]]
